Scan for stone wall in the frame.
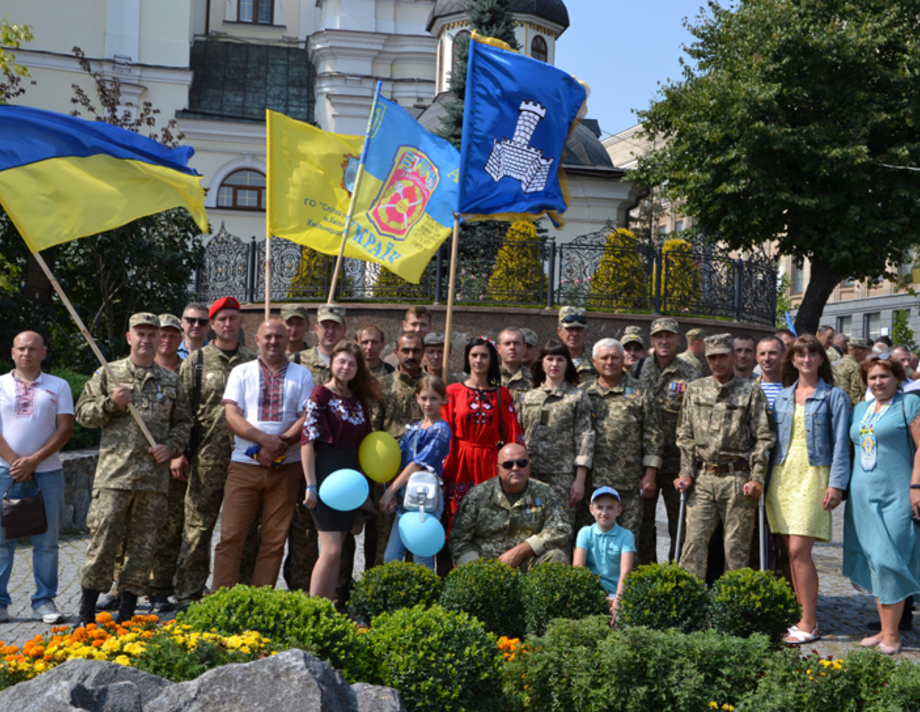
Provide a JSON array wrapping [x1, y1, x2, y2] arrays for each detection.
[[242, 304, 777, 373], [60, 448, 97, 533]]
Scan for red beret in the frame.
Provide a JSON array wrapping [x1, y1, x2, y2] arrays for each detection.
[[209, 296, 241, 318]]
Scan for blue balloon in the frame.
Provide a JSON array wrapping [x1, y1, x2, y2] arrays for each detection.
[[398, 511, 446, 558], [319, 468, 369, 511]]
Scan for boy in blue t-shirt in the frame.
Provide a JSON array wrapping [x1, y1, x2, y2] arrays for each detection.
[[573, 487, 636, 623]]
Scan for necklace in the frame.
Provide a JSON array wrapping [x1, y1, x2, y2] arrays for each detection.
[[859, 400, 892, 472]]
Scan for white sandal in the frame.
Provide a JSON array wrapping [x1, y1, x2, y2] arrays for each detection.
[[784, 625, 820, 646]]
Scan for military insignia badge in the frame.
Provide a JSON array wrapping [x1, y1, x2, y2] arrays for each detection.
[[367, 146, 439, 241]]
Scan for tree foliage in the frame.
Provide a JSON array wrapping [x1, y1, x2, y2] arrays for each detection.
[[892, 309, 918, 352], [0, 19, 32, 103], [486, 221, 545, 302], [632, 0, 920, 334], [658, 238, 701, 308], [587, 227, 647, 309]]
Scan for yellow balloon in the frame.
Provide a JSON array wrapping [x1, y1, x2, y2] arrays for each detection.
[[359, 432, 402, 483]]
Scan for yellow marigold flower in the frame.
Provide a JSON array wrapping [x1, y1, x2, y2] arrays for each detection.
[[102, 639, 122, 654], [709, 703, 718, 709], [114, 655, 131, 666], [240, 646, 251, 654], [820, 660, 831, 668]]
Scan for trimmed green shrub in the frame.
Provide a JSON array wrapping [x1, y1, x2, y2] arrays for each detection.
[[618, 562, 709, 633], [486, 221, 545, 303], [586, 227, 647, 309], [366, 604, 502, 712], [658, 237, 701, 307], [176, 586, 370, 682], [348, 561, 443, 625], [520, 562, 609, 636], [709, 567, 800, 645], [503, 618, 775, 712], [440, 558, 524, 637], [51, 367, 100, 450]]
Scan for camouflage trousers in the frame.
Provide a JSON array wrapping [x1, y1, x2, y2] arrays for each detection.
[[80, 488, 166, 595], [175, 462, 259, 604], [638, 471, 683, 565], [678, 473, 757, 581], [518, 547, 569, 573], [148, 475, 187, 597], [534, 470, 576, 555]]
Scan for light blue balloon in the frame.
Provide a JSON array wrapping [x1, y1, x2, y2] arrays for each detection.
[[398, 511, 446, 558], [319, 469, 369, 511]]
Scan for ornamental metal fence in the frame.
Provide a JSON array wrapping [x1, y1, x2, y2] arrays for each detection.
[[196, 221, 778, 326]]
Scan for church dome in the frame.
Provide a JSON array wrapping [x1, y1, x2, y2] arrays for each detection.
[[427, 0, 570, 33], [563, 120, 614, 169]]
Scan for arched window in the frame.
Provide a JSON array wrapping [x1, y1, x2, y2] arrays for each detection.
[[531, 35, 548, 63], [217, 170, 266, 210], [452, 30, 471, 75]]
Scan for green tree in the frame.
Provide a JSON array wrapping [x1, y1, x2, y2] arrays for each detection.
[[892, 309, 918, 352], [0, 18, 32, 103], [586, 227, 647, 309], [774, 273, 794, 329], [632, 0, 920, 335], [372, 264, 429, 301], [657, 237, 701, 309], [486, 221, 545, 302]]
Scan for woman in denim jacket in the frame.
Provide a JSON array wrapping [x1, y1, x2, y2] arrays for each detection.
[[766, 334, 850, 645]]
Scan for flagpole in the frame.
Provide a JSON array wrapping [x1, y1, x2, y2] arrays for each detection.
[[327, 81, 382, 304], [264, 235, 272, 320], [265, 109, 273, 319], [31, 251, 158, 449], [442, 214, 461, 373]]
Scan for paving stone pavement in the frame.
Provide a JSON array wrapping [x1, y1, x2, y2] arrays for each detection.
[[0, 500, 917, 663]]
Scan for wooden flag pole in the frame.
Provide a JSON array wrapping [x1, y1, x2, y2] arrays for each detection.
[[31, 251, 158, 449], [264, 235, 272, 319], [441, 214, 461, 373], [326, 161, 367, 304]]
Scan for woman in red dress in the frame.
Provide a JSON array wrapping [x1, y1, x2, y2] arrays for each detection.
[[442, 336, 523, 524]]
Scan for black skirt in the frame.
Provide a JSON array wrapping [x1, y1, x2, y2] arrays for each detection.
[[311, 447, 363, 532]]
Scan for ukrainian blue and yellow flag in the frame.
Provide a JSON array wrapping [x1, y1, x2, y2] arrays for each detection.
[[0, 105, 208, 252], [348, 91, 460, 283], [457, 33, 588, 227]]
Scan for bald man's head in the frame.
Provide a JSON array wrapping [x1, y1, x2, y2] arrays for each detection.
[[11, 331, 47, 376]]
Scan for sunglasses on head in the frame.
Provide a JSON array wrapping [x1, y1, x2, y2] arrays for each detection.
[[561, 314, 587, 326], [500, 458, 530, 469], [184, 317, 208, 326], [877, 352, 892, 360]]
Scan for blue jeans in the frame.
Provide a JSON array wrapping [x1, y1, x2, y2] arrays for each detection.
[[383, 497, 445, 570], [0, 468, 64, 609]]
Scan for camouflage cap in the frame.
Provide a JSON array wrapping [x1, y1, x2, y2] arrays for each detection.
[[650, 317, 680, 335], [424, 332, 445, 346], [621, 325, 645, 348], [558, 306, 587, 328], [316, 304, 346, 324], [704, 333, 735, 357], [129, 313, 160, 329], [685, 328, 706, 342], [849, 337, 872, 349], [157, 313, 182, 332], [280, 304, 310, 322], [519, 328, 538, 347]]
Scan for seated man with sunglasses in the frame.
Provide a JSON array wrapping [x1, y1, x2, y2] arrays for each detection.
[[448, 443, 572, 571]]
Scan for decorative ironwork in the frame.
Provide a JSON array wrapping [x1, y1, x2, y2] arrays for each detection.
[[196, 224, 778, 326]]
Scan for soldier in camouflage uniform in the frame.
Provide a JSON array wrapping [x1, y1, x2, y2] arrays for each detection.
[[298, 304, 347, 385], [372, 332, 425, 440], [630, 317, 701, 564], [834, 337, 873, 408], [356, 325, 394, 380], [449, 443, 572, 570], [173, 297, 258, 608], [677, 328, 707, 375], [498, 328, 533, 408], [557, 307, 596, 385], [520, 328, 540, 371], [675, 333, 775, 581], [580, 338, 662, 543], [281, 304, 310, 364], [75, 313, 193, 625], [621, 327, 647, 373], [519, 340, 594, 540]]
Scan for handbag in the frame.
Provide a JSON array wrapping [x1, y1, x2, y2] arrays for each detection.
[[401, 428, 441, 521], [1, 481, 48, 539]]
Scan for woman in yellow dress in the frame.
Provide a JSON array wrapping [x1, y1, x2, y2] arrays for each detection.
[[766, 334, 851, 646]]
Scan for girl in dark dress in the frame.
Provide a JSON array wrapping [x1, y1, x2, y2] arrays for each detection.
[[301, 341, 381, 600]]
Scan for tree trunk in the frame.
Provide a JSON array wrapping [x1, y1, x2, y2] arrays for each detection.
[[793, 256, 842, 336]]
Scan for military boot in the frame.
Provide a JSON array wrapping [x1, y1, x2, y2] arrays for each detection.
[[116, 592, 138, 624], [78, 589, 100, 629]]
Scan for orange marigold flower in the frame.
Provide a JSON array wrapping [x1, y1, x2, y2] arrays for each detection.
[[92, 639, 105, 648], [116, 628, 128, 636], [96, 612, 113, 624], [85, 624, 97, 631]]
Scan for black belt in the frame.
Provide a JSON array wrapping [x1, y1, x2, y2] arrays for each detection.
[[695, 460, 749, 476]]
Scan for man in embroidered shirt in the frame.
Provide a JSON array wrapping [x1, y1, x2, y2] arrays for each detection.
[[449, 443, 571, 570], [0, 331, 74, 624], [176, 302, 210, 360], [211, 319, 314, 591]]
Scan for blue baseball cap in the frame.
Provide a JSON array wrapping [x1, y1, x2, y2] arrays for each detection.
[[591, 486, 621, 503]]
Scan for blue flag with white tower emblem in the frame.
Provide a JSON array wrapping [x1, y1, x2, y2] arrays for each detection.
[[457, 33, 588, 227]]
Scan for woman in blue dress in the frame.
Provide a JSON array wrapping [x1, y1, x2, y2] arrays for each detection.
[[843, 353, 920, 655]]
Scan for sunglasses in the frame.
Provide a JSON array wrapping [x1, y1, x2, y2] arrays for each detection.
[[561, 314, 587, 326], [500, 458, 530, 469], [184, 317, 208, 326]]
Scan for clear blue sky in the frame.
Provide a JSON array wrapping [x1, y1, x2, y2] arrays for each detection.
[[555, 0, 708, 138]]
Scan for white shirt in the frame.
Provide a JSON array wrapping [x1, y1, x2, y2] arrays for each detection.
[[0, 371, 74, 473], [222, 359, 314, 464]]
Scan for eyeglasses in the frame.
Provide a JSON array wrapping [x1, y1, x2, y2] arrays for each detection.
[[184, 317, 208, 326], [500, 458, 530, 470], [561, 314, 587, 326]]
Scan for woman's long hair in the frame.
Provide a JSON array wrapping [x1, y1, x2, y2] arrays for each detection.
[[530, 339, 578, 387], [463, 336, 502, 387], [330, 340, 381, 402], [781, 334, 835, 388]]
